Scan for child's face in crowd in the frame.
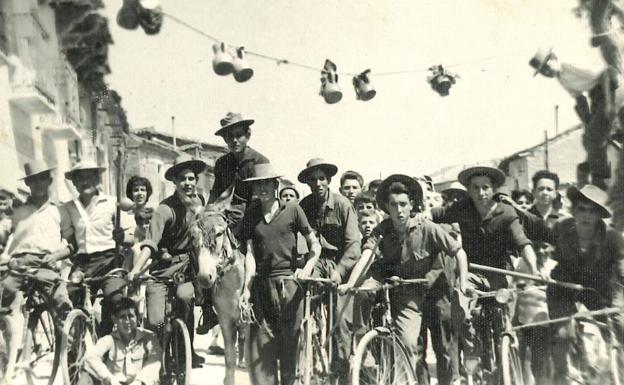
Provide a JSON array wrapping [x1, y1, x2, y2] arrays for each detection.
[[112, 308, 138, 337], [340, 179, 362, 202], [515, 196, 533, 211], [359, 217, 378, 238], [279, 188, 298, 204]]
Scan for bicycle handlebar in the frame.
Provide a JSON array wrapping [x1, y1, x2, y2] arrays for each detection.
[[469, 263, 586, 291], [348, 277, 429, 293], [512, 306, 623, 331], [281, 276, 337, 287]]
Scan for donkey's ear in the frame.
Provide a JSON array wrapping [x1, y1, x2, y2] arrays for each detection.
[[209, 184, 234, 212]]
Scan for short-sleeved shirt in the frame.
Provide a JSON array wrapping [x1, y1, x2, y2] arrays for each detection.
[[88, 328, 161, 385], [241, 201, 312, 277], [431, 200, 531, 269], [141, 193, 205, 255], [210, 147, 269, 205], [363, 214, 461, 281], [299, 191, 361, 278], [550, 217, 624, 308], [63, 193, 130, 254], [8, 199, 72, 256]]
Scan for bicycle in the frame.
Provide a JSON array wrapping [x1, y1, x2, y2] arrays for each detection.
[[281, 276, 337, 385], [0, 262, 63, 385], [512, 303, 622, 385], [59, 267, 129, 385], [466, 263, 608, 385], [133, 271, 192, 385], [349, 276, 429, 385]]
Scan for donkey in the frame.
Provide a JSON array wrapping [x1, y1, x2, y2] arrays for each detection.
[[191, 192, 250, 385]]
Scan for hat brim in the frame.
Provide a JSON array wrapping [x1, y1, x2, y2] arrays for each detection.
[[566, 186, 611, 218], [214, 119, 255, 137], [376, 174, 423, 214], [165, 160, 207, 181], [297, 163, 338, 183], [20, 167, 55, 181], [65, 167, 106, 180], [531, 49, 553, 77], [242, 174, 282, 183], [458, 166, 505, 188], [442, 187, 468, 195]]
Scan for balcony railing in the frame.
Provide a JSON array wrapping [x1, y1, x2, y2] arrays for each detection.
[[9, 61, 57, 114]]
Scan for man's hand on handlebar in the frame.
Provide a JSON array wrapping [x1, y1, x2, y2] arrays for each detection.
[[337, 282, 353, 295], [329, 270, 342, 285]]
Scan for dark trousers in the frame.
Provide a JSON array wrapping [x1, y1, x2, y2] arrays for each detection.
[[68, 249, 125, 335], [247, 276, 303, 385], [518, 326, 551, 385], [422, 288, 461, 385], [144, 254, 196, 352]]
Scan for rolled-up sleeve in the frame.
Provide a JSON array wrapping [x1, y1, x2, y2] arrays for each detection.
[[140, 204, 172, 252], [425, 221, 461, 257], [335, 202, 361, 278]]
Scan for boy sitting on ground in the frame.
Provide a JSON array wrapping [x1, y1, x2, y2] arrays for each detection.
[[82, 297, 161, 385]]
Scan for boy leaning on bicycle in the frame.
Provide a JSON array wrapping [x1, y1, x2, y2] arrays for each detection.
[[516, 183, 624, 385], [339, 174, 470, 385]]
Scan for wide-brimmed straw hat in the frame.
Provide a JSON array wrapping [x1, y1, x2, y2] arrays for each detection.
[[20, 160, 55, 181], [297, 158, 338, 183], [457, 166, 506, 188], [376, 174, 423, 214], [242, 163, 282, 183], [64, 161, 106, 180], [566, 184, 611, 218], [164, 154, 207, 181], [214, 112, 255, 137]]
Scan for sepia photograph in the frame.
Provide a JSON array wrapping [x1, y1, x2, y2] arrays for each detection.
[[0, 1, 622, 385]]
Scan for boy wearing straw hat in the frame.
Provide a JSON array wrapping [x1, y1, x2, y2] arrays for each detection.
[[63, 161, 133, 334], [131, 154, 208, 367], [239, 163, 321, 385], [297, 158, 361, 382], [0, 160, 74, 316], [520, 184, 624, 384], [340, 174, 469, 385], [209, 112, 269, 211]]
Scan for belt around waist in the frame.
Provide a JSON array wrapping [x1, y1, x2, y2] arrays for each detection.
[[72, 248, 117, 264]]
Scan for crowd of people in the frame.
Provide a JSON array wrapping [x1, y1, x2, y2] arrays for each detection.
[[0, 110, 622, 385]]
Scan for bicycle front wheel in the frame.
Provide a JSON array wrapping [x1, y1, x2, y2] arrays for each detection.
[[351, 328, 417, 385], [500, 334, 523, 385], [23, 307, 61, 385], [161, 318, 191, 385], [296, 315, 330, 385], [60, 310, 96, 385]]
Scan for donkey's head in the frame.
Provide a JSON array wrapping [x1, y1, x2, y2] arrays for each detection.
[[191, 185, 235, 288]]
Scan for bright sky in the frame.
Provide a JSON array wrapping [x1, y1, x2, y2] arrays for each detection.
[[103, 0, 604, 191]]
